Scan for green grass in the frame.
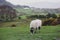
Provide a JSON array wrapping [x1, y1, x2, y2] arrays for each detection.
[[20, 15, 27, 19], [0, 22, 60, 40]]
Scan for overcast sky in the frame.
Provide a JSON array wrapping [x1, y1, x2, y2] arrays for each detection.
[[6, 0, 60, 8]]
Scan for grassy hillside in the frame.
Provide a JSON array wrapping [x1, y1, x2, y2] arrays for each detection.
[[0, 21, 60, 40], [16, 8, 33, 15]]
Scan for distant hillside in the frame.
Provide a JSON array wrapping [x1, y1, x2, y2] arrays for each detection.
[[0, 0, 15, 7], [31, 7, 60, 14], [14, 5, 30, 9], [0, 0, 30, 9], [0, 0, 60, 15], [15, 7, 60, 16]]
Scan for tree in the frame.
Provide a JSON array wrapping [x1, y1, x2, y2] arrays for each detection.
[[18, 17, 21, 19], [51, 14, 57, 18], [39, 15, 46, 18], [46, 13, 52, 18], [46, 13, 57, 18]]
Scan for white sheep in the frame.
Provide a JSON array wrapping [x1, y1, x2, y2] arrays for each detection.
[[30, 19, 42, 34]]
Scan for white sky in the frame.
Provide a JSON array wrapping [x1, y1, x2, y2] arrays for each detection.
[[6, 0, 60, 8]]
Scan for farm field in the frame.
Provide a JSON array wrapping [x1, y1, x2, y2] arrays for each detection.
[[0, 22, 60, 40], [0, 0, 60, 40]]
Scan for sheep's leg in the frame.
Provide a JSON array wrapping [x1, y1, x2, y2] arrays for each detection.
[[34, 27, 37, 33], [33, 27, 38, 33], [38, 26, 41, 30], [36, 27, 37, 30], [38, 26, 41, 33]]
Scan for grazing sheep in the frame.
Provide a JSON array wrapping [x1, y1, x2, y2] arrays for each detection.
[[30, 19, 42, 34]]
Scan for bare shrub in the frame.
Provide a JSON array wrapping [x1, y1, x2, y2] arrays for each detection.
[[11, 24, 16, 27]]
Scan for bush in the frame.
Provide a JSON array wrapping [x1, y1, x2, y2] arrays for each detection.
[[57, 17, 60, 24], [18, 17, 21, 19], [11, 24, 16, 27], [51, 19, 58, 26], [42, 18, 55, 26]]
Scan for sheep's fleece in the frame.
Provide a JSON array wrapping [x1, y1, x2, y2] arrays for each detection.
[[30, 19, 42, 29]]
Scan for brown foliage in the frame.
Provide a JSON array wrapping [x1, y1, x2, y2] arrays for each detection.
[[42, 18, 55, 26], [51, 19, 58, 26]]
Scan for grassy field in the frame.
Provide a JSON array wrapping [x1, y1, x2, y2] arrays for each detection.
[[0, 22, 60, 40]]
